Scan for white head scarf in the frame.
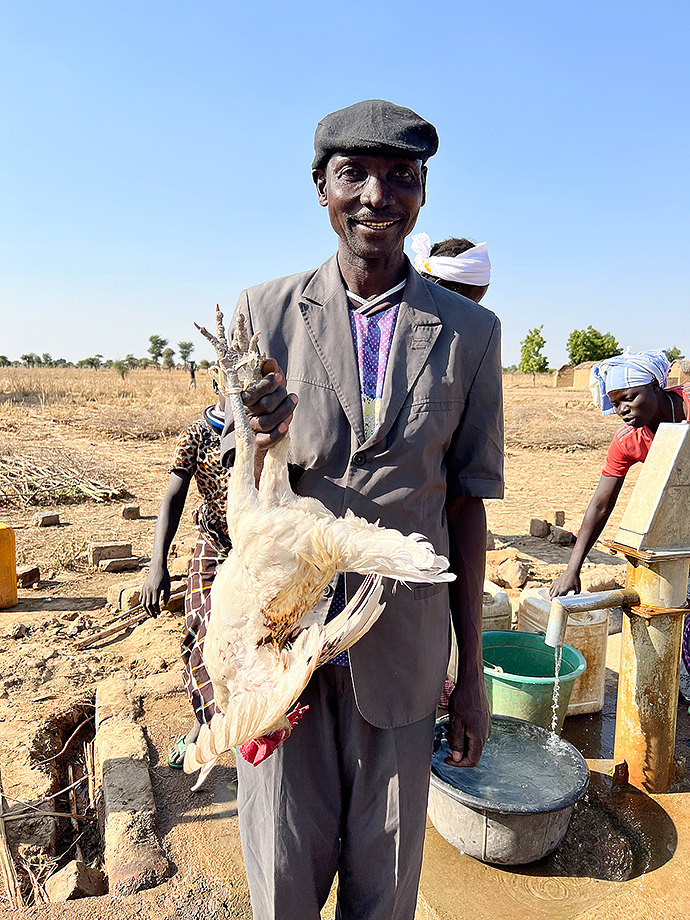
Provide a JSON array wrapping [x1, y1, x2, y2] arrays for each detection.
[[589, 350, 671, 415], [411, 232, 491, 286]]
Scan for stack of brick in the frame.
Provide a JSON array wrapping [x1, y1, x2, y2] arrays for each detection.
[[529, 510, 577, 545], [89, 542, 140, 573], [94, 677, 171, 895]]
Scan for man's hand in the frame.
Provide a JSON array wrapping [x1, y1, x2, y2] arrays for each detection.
[[243, 358, 298, 448], [445, 679, 491, 768]]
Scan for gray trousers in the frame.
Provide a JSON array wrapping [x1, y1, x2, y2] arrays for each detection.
[[236, 665, 436, 920]]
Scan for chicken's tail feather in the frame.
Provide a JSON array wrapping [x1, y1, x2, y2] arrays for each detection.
[[316, 574, 385, 667], [322, 515, 455, 584], [183, 625, 324, 775]]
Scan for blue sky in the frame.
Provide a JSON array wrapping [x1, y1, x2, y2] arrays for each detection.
[[1, 1, 687, 367]]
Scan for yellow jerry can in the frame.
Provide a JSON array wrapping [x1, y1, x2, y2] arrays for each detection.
[[0, 523, 18, 609]]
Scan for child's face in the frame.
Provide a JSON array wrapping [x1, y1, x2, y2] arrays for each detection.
[[607, 383, 659, 428]]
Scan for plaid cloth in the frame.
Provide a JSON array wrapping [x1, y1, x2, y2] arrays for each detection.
[[181, 534, 229, 724]]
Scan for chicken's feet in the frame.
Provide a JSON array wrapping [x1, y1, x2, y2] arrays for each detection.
[[195, 306, 265, 396]]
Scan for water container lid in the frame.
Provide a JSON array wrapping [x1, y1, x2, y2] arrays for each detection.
[[431, 715, 589, 815]]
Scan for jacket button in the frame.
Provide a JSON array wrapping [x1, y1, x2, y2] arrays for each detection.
[[323, 584, 334, 598], [352, 453, 365, 466]]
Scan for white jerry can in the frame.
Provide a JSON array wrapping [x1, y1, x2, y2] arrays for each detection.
[[517, 587, 608, 716], [447, 581, 511, 681]]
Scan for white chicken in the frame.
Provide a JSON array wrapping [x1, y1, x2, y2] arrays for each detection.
[[183, 306, 454, 783]]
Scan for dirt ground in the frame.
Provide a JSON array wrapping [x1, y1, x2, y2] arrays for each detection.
[[0, 379, 659, 914]]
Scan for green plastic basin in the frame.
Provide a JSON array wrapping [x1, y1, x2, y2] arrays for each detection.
[[482, 630, 587, 733]]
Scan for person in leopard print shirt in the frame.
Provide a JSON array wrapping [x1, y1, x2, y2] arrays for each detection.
[[142, 381, 230, 774]]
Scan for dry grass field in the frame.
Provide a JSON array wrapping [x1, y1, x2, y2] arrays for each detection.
[[0, 368, 642, 915], [0, 366, 205, 442], [0, 365, 639, 582]]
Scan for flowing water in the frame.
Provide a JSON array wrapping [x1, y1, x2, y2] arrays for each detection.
[[549, 645, 564, 740]]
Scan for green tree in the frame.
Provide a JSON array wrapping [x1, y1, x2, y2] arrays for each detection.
[[198, 359, 211, 371], [519, 326, 549, 384], [665, 346, 685, 363], [0, 355, 10, 367], [112, 359, 130, 380], [566, 326, 622, 365], [137, 357, 150, 369], [125, 353, 139, 369], [162, 347, 176, 370], [178, 341, 194, 367], [77, 355, 103, 370], [21, 353, 40, 367], [41, 353, 53, 367], [148, 335, 168, 365]]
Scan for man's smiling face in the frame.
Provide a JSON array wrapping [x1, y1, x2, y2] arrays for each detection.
[[313, 153, 426, 262]]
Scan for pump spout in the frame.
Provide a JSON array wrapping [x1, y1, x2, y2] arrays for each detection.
[[545, 599, 569, 648], [545, 588, 640, 648]]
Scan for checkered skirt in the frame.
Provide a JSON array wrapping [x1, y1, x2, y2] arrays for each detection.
[[181, 534, 229, 724]]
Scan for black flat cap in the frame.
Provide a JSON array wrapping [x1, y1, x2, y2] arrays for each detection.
[[312, 99, 439, 170]]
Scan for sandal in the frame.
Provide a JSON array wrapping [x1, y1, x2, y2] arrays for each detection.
[[167, 735, 189, 769]]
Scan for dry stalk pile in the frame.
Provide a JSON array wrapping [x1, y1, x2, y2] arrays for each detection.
[[0, 767, 24, 910], [0, 443, 127, 507]]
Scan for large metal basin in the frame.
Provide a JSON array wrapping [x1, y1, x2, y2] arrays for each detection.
[[428, 715, 589, 864]]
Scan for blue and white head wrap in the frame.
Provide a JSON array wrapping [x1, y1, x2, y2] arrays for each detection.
[[589, 350, 671, 415], [203, 402, 225, 433]]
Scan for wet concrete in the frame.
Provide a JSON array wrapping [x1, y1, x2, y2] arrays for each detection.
[[419, 629, 690, 920]]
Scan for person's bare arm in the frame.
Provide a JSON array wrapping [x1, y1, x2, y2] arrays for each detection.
[[445, 495, 492, 767], [549, 474, 625, 597], [141, 470, 192, 616]]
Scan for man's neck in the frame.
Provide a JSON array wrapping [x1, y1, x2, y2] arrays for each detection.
[[337, 247, 408, 300]]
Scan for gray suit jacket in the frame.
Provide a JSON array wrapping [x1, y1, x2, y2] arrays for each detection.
[[220, 255, 504, 728]]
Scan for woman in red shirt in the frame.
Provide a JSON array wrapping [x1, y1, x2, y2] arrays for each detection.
[[549, 351, 690, 700]]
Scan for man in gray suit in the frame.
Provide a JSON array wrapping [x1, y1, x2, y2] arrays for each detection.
[[220, 99, 504, 920]]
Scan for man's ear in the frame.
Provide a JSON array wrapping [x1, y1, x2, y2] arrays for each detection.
[[312, 169, 328, 208]]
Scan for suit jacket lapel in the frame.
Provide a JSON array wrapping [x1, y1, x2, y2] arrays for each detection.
[[364, 264, 442, 450], [298, 256, 366, 445]]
